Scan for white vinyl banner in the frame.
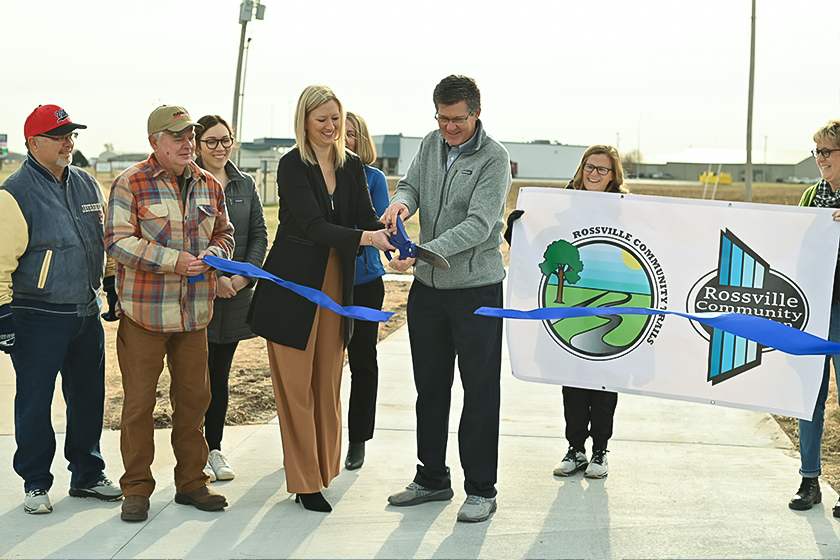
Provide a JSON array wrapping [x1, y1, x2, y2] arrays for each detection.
[[506, 187, 840, 420]]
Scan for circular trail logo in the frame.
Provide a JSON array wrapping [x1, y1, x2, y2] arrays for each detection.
[[538, 233, 666, 360]]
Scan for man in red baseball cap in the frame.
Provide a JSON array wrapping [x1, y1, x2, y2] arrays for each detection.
[[0, 104, 122, 515], [24, 103, 88, 139]]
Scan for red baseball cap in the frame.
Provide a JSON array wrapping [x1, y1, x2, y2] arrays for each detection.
[[24, 104, 88, 139]]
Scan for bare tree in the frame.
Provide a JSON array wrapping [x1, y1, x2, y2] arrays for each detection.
[[622, 149, 641, 178]]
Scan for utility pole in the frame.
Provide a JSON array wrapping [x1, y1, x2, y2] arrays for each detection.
[[231, 0, 266, 140], [238, 37, 252, 141], [745, 0, 756, 201]]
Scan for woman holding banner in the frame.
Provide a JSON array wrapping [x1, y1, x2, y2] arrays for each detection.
[[553, 145, 628, 479], [247, 85, 392, 512], [789, 120, 840, 516], [195, 114, 267, 483]]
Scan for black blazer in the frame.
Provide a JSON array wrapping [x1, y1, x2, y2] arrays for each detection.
[[247, 148, 384, 350]]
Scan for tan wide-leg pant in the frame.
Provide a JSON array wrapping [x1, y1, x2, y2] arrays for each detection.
[[117, 315, 211, 498], [267, 249, 345, 494]]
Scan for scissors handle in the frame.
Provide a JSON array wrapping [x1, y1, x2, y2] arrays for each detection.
[[385, 216, 415, 261]]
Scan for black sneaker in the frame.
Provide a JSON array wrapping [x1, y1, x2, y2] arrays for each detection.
[[69, 477, 123, 501], [553, 446, 588, 476], [585, 449, 609, 478]]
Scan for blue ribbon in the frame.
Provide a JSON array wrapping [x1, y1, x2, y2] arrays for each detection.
[[474, 305, 840, 356], [202, 255, 393, 323]]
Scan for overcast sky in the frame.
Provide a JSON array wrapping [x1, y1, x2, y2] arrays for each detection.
[[2, 0, 838, 162]]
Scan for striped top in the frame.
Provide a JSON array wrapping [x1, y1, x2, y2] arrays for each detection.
[[105, 154, 234, 332]]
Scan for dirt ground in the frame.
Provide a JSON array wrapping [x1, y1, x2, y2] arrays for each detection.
[[101, 179, 839, 494], [102, 281, 411, 431]]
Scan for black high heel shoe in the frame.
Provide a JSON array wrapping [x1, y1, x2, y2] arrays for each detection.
[[295, 491, 332, 512]]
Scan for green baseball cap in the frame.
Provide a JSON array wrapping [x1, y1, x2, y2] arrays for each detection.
[[147, 105, 202, 135]]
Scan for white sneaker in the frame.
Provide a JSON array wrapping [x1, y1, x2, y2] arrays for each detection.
[[24, 489, 52, 514], [554, 446, 588, 476], [457, 495, 497, 522], [207, 449, 235, 481], [584, 449, 609, 478], [203, 461, 217, 482]]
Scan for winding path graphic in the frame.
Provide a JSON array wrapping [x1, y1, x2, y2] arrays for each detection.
[[551, 291, 636, 355]]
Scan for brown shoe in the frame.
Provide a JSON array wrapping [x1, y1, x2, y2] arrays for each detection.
[[121, 495, 150, 522], [174, 485, 228, 511]]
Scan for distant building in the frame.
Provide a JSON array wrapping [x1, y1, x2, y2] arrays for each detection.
[[93, 151, 149, 174], [373, 134, 587, 180], [238, 137, 293, 172], [639, 149, 818, 183]]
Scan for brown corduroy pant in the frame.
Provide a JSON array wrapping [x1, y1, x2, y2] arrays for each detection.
[[267, 249, 345, 494], [117, 315, 211, 498]]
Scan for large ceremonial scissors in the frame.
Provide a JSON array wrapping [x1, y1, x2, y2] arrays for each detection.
[[385, 216, 450, 270]]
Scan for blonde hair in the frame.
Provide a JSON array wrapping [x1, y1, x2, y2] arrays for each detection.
[[570, 145, 629, 193], [813, 119, 840, 149], [294, 84, 346, 168], [346, 111, 377, 166]]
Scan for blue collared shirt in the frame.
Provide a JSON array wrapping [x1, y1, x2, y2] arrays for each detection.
[[445, 120, 481, 171]]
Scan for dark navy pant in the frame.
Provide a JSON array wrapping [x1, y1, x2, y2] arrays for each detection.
[[347, 276, 385, 443], [205, 341, 239, 452], [11, 306, 106, 492], [408, 281, 503, 499]]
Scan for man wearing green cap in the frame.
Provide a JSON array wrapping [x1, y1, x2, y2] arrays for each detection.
[[105, 105, 234, 522]]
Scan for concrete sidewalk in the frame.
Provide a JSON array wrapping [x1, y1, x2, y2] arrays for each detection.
[[0, 322, 839, 558]]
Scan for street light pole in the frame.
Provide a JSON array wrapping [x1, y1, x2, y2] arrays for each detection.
[[237, 37, 252, 141], [231, 1, 265, 141], [745, 0, 756, 201]]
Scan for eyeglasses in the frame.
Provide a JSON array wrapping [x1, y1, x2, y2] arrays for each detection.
[[583, 163, 613, 176], [38, 132, 78, 143], [812, 148, 840, 159], [200, 137, 233, 150], [434, 112, 474, 125]]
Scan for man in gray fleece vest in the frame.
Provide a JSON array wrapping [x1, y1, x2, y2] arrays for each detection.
[[383, 75, 511, 523]]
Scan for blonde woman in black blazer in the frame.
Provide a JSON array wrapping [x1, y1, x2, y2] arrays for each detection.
[[248, 84, 392, 512]]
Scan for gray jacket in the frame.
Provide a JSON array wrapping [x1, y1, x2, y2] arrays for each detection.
[[391, 121, 511, 289], [207, 161, 268, 344]]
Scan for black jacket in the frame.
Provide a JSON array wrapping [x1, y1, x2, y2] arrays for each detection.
[[207, 161, 268, 344], [248, 148, 383, 350]]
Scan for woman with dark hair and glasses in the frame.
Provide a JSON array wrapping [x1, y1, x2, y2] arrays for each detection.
[[194, 114, 267, 483], [788, 119, 840, 517], [553, 145, 627, 479], [342, 112, 389, 470]]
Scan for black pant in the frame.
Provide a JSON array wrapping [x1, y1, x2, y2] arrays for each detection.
[[562, 386, 618, 453], [347, 276, 385, 443], [205, 341, 240, 451], [408, 281, 503, 499]]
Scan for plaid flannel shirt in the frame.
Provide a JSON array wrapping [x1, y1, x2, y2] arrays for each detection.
[[105, 154, 234, 332]]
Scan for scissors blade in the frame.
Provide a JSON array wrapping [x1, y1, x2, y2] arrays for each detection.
[[415, 246, 450, 270]]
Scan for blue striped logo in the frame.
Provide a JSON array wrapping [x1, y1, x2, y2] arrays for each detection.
[[687, 229, 809, 385]]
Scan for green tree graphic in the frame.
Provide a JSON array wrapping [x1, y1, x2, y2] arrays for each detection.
[[539, 240, 584, 304]]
